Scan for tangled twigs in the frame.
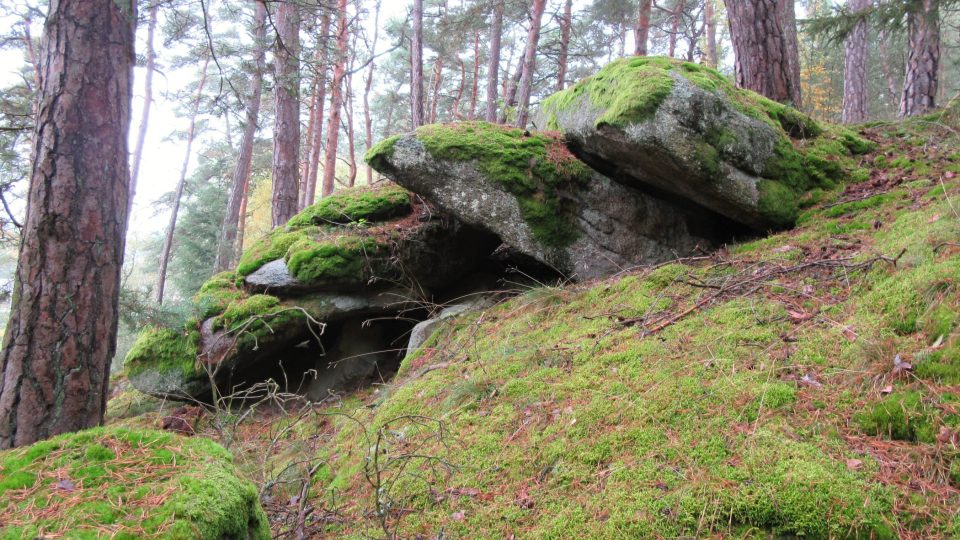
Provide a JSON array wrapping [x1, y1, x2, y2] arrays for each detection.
[[618, 249, 907, 337]]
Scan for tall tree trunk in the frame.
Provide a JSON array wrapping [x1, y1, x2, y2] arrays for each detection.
[[514, 0, 547, 128], [129, 1, 157, 217], [0, 0, 135, 449], [781, 0, 802, 109], [300, 78, 318, 210], [705, 0, 718, 67], [346, 56, 357, 188], [271, 0, 300, 227], [322, 0, 349, 197], [156, 56, 210, 305], [557, 0, 572, 92], [668, 1, 685, 58], [499, 61, 523, 124], [429, 57, 444, 123], [452, 59, 466, 118], [842, 0, 870, 124], [484, 0, 504, 122], [724, 0, 803, 107], [634, 0, 652, 56], [469, 31, 480, 118], [899, 0, 940, 117], [364, 2, 381, 185], [305, 12, 332, 208], [214, 0, 267, 273], [411, 0, 425, 128], [237, 179, 249, 256]]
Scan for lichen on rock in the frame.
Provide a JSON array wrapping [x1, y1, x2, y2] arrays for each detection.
[[0, 426, 269, 539]]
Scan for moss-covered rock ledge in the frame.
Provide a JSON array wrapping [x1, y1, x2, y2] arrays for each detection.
[[126, 184, 493, 401], [538, 56, 874, 229], [366, 121, 736, 279], [0, 426, 269, 539]]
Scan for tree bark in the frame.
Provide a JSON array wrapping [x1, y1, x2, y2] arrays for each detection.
[[634, 0, 652, 56], [364, 2, 381, 185], [428, 57, 444, 124], [0, 0, 135, 449], [705, 0, 718, 67], [156, 55, 210, 305], [899, 0, 940, 117], [305, 12, 331, 208], [499, 61, 523, 124], [514, 0, 547, 128], [411, 0, 425, 128], [484, 0, 504, 122], [557, 0, 572, 92], [214, 0, 267, 273], [271, 0, 300, 227], [724, 0, 803, 108], [322, 0, 349, 197], [346, 57, 357, 188], [668, 1, 685, 58], [842, 0, 870, 124], [129, 1, 157, 218]]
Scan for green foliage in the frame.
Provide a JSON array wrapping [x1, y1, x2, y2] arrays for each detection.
[[285, 184, 411, 228], [0, 427, 269, 539], [123, 326, 199, 379], [855, 392, 938, 443], [414, 121, 593, 246]]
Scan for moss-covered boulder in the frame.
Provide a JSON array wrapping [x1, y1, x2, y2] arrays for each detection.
[[539, 56, 873, 230], [0, 426, 269, 539], [127, 184, 497, 401], [366, 121, 735, 279]]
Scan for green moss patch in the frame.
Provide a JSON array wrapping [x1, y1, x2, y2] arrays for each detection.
[[285, 184, 410, 228], [286, 235, 380, 284], [193, 271, 247, 320], [0, 427, 269, 539], [414, 121, 593, 247], [124, 326, 199, 380], [856, 392, 939, 443]]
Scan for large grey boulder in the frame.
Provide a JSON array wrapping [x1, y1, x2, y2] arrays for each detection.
[[537, 56, 871, 230], [366, 122, 732, 280]]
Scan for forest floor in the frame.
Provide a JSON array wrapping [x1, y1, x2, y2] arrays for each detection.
[[107, 114, 960, 538]]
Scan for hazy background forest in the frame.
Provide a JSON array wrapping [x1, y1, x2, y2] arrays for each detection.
[[0, 0, 958, 367]]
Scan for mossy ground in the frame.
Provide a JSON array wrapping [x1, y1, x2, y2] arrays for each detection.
[[110, 119, 959, 537], [409, 121, 593, 247], [0, 426, 269, 539]]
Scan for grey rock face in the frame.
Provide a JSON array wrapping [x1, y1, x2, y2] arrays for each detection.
[[374, 135, 731, 280], [541, 72, 786, 230], [244, 259, 308, 295]]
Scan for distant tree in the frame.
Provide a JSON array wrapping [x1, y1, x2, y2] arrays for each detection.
[[514, 0, 547, 127], [156, 55, 210, 304], [0, 0, 135, 449], [635, 0, 652, 55], [704, 0, 718, 67], [557, 0, 573, 91], [322, 0, 349, 197], [485, 0, 504, 122], [271, 0, 301, 226], [411, 0, 425, 127], [129, 0, 158, 217], [724, 0, 804, 107], [842, 0, 871, 123], [304, 11, 332, 207], [215, 0, 267, 272]]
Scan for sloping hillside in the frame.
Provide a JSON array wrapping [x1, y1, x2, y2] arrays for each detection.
[[168, 116, 958, 537]]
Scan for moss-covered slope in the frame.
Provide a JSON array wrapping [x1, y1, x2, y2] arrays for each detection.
[[231, 119, 960, 538], [0, 426, 269, 539]]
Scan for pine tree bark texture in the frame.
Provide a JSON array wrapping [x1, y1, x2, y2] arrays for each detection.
[[411, 0, 425, 128], [0, 0, 135, 449], [514, 0, 547, 128], [484, 0, 503, 122], [705, 0, 718, 68], [322, 0, 349, 197], [724, 0, 803, 108], [215, 0, 267, 272], [271, 0, 300, 227], [900, 0, 940, 117], [842, 0, 871, 124]]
